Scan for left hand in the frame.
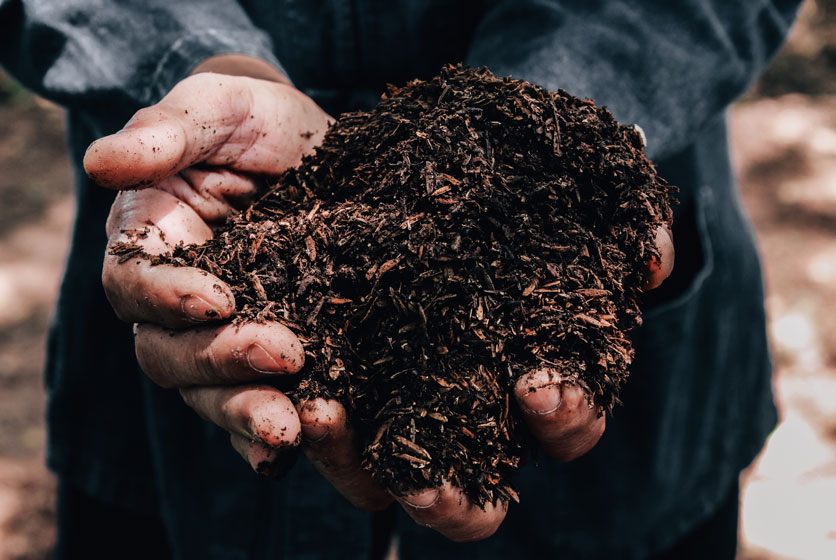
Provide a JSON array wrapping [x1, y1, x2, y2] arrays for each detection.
[[292, 228, 674, 542]]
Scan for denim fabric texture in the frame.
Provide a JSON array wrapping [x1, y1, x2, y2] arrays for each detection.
[[0, 0, 800, 558]]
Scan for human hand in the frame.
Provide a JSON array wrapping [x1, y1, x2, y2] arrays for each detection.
[[90, 59, 391, 506], [279, 227, 675, 543], [90, 55, 674, 541], [512, 225, 674, 461]]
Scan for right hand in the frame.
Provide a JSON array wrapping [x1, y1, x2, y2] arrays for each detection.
[[92, 63, 392, 510], [92, 66, 522, 539]]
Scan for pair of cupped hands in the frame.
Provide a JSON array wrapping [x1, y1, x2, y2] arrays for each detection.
[[87, 55, 674, 543]]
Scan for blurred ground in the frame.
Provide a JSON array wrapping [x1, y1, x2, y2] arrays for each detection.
[[733, 96, 836, 559], [0, 82, 70, 558], [0, 2, 834, 558]]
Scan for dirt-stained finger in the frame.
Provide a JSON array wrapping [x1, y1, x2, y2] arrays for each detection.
[[514, 367, 605, 462], [643, 225, 675, 290], [105, 185, 214, 245], [395, 481, 508, 542], [296, 398, 392, 511], [158, 168, 260, 223], [181, 384, 301, 447], [229, 433, 300, 478], [135, 321, 304, 388], [84, 73, 331, 190], [103, 257, 235, 327], [103, 188, 235, 328]]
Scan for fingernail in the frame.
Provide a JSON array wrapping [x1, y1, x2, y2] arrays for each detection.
[[520, 384, 561, 415], [247, 343, 283, 373], [180, 294, 221, 321], [301, 422, 330, 443], [403, 489, 440, 509]]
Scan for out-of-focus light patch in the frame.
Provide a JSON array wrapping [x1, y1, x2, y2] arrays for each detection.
[[0, 270, 17, 317], [776, 152, 836, 211], [769, 309, 824, 374], [742, 415, 836, 560], [780, 175, 836, 205], [779, 375, 836, 422], [808, 126, 836, 156], [0, 198, 72, 328], [771, 312, 815, 352], [806, 246, 836, 285], [0, 481, 19, 529], [754, 416, 834, 481], [742, 477, 836, 560], [768, 108, 811, 145], [0, 265, 53, 327]]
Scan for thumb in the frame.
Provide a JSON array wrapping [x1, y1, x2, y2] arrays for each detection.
[[83, 73, 331, 190], [643, 225, 675, 290]]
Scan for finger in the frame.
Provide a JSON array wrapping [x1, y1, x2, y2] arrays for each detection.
[[103, 189, 235, 327], [514, 367, 605, 462], [105, 188, 214, 248], [296, 398, 392, 511], [135, 321, 304, 388], [103, 256, 236, 328], [183, 167, 261, 216], [395, 481, 508, 542], [181, 384, 300, 447], [83, 73, 331, 190], [157, 168, 260, 223], [230, 433, 300, 478], [643, 225, 674, 290]]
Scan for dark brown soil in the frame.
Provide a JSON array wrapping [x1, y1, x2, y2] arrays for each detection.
[[114, 64, 674, 505]]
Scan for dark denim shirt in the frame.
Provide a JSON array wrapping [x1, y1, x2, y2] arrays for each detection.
[[1, 1, 800, 558]]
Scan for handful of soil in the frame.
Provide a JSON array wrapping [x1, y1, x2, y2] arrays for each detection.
[[116, 65, 674, 505]]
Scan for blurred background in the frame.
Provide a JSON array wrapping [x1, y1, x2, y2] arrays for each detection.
[[0, 1, 834, 558]]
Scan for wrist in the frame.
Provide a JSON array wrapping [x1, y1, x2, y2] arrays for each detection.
[[191, 54, 290, 85]]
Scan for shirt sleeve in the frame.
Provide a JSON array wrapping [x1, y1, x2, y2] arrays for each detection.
[[0, 0, 287, 116], [465, 0, 801, 160]]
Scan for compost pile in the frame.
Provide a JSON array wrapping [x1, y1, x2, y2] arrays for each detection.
[[115, 65, 674, 505]]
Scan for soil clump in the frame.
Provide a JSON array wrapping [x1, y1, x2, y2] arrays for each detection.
[[113, 65, 674, 505]]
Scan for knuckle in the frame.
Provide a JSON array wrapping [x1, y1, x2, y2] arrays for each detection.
[[195, 339, 224, 383], [100, 261, 123, 302], [135, 334, 180, 389], [102, 257, 150, 323], [219, 391, 249, 429]]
